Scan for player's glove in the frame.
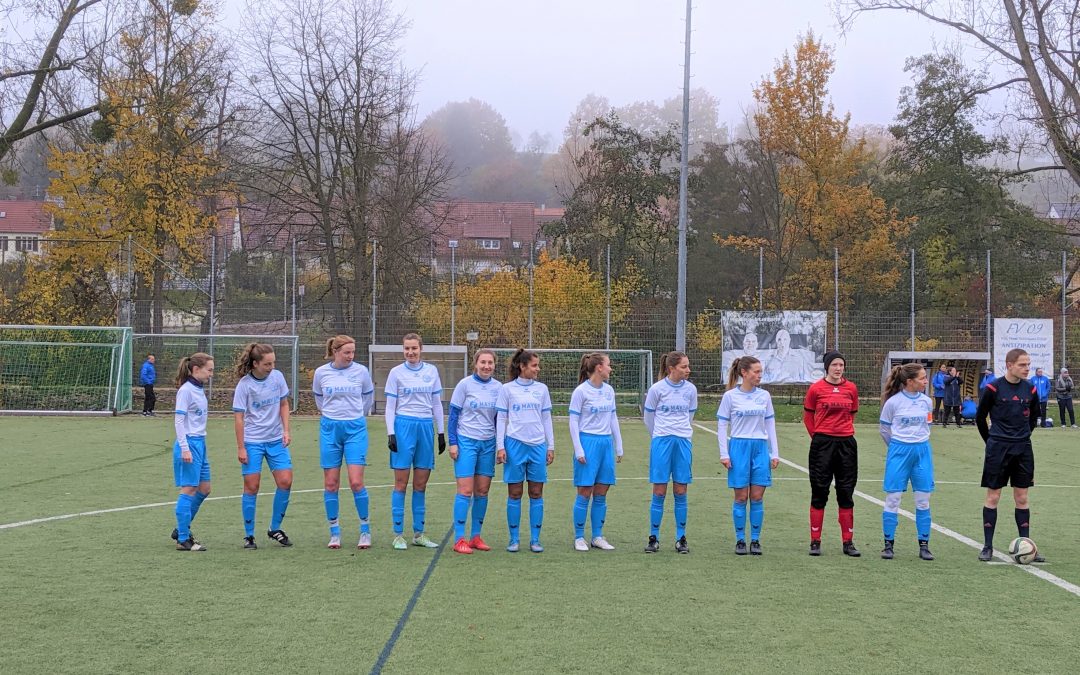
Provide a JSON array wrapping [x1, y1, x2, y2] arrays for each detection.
[[438, 433, 447, 454], [388, 434, 397, 453]]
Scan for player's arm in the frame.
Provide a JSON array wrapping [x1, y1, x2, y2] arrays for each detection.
[[765, 394, 779, 461], [312, 369, 325, 412], [174, 388, 191, 457], [568, 388, 585, 460], [975, 384, 995, 442], [610, 408, 624, 460], [643, 386, 658, 434], [1028, 386, 1040, 431], [716, 393, 732, 461], [802, 385, 817, 437]]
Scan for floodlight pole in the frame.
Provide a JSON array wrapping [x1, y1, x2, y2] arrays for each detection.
[[986, 250, 991, 357], [833, 247, 839, 349], [758, 246, 764, 311], [910, 248, 916, 349], [674, 0, 692, 351], [606, 243, 612, 350], [371, 239, 378, 346], [449, 239, 458, 346], [1063, 250, 1068, 368]]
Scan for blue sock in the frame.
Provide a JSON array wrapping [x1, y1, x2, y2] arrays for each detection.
[[529, 497, 544, 543], [242, 493, 257, 537], [573, 494, 589, 539], [916, 508, 931, 541], [591, 494, 607, 540], [732, 500, 747, 542], [175, 493, 194, 541], [270, 488, 290, 532], [749, 499, 764, 541], [353, 488, 370, 534], [650, 494, 666, 537], [674, 493, 688, 540], [507, 497, 522, 542], [391, 490, 406, 535], [883, 511, 898, 540], [189, 491, 208, 523], [412, 490, 427, 534], [470, 495, 488, 538], [453, 494, 469, 540], [324, 489, 341, 536]]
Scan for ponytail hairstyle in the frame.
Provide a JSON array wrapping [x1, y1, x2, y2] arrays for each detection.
[[726, 355, 761, 390], [882, 363, 925, 404], [175, 352, 213, 387], [325, 334, 355, 359], [509, 348, 538, 380], [578, 352, 607, 383], [235, 343, 275, 378], [658, 351, 689, 381], [403, 332, 423, 347]]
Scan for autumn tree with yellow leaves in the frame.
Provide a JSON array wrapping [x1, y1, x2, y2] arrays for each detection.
[[412, 253, 637, 348], [13, 0, 230, 330], [719, 34, 910, 309]]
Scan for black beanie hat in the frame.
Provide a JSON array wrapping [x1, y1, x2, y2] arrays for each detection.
[[823, 351, 845, 369]]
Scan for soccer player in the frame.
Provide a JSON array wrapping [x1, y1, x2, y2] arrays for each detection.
[[803, 351, 861, 557], [385, 333, 445, 550], [717, 356, 779, 556], [931, 363, 947, 425], [976, 348, 1043, 562], [643, 351, 697, 554], [496, 349, 555, 553], [1032, 367, 1051, 427], [569, 352, 624, 552], [232, 343, 293, 550], [879, 364, 935, 561], [172, 352, 214, 551], [313, 335, 375, 550], [140, 353, 157, 416], [447, 349, 502, 554]]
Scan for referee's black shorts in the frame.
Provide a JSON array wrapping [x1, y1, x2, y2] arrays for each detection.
[[981, 438, 1034, 489], [808, 433, 858, 490]]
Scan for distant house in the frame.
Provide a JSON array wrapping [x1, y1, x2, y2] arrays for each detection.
[[430, 201, 565, 273], [0, 200, 52, 262], [1047, 202, 1080, 221]]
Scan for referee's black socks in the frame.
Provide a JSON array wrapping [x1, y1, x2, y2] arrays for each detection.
[[1015, 508, 1030, 538], [982, 507, 997, 547]]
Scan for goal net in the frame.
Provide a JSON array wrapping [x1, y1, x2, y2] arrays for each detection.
[[489, 348, 653, 414], [132, 334, 300, 413], [0, 325, 133, 415]]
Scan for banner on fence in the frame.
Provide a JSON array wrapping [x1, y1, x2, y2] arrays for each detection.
[[993, 318, 1054, 377], [721, 311, 827, 384]]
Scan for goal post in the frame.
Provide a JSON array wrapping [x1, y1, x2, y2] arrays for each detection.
[[488, 348, 653, 414], [132, 334, 300, 413], [0, 325, 133, 415]]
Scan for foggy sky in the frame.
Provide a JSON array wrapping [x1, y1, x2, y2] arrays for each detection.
[[225, 0, 953, 146]]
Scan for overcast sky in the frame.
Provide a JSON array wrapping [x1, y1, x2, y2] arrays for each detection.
[[388, 0, 948, 144]]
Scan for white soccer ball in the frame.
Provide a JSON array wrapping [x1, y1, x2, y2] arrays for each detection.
[[1008, 537, 1038, 565]]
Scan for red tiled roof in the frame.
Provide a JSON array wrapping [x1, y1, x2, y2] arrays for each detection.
[[432, 201, 545, 245], [0, 200, 51, 234]]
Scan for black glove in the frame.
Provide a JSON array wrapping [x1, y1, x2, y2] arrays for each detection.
[[388, 434, 397, 453], [438, 433, 446, 455]]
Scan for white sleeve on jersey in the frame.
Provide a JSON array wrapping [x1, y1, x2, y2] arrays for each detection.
[[433, 391, 444, 434], [174, 385, 191, 452], [495, 385, 509, 450], [568, 386, 586, 458], [542, 386, 554, 450], [643, 385, 659, 434], [611, 410, 624, 457], [879, 394, 895, 446], [716, 392, 733, 460], [312, 367, 325, 412], [765, 393, 779, 459]]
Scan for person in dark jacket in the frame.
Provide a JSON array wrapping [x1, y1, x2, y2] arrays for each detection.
[[931, 364, 947, 425], [140, 354, 157, 416], [943, 366, 962, 428], [1056, 367, 1075, 428]]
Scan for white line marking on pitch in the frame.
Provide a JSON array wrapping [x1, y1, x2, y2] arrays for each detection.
[[692, 423, 1080, 599]]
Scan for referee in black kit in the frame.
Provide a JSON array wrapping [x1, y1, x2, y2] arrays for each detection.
[[975, 348, 1044, 563]]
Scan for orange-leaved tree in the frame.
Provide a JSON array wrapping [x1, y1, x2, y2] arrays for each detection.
[[718, 33, 910, 309]]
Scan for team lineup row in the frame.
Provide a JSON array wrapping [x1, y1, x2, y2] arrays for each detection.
[[169, 335, 1045, 562]]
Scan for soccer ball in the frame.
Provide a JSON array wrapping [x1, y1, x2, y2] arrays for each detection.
[[1008, 537, 1038, 565]]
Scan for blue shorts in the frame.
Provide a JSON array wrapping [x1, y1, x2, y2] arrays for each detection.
[[320, 417, 368, 469], [241, 439, 292, 475], [503, 437, 547, 484], [454, 435, 496, 478], [649, 436, 692, 485], [173, 436, 211, 487], [391, 415, 435, 471], [573, 432, 617, 487], [727, 437, 772, 488], [883, 439, 935, 493]]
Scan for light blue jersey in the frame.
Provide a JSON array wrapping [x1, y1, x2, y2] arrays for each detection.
[[313, 362, 374, 421], [496, 378, 554, 448], [385, 362, 443, 419], [879, 391, 933, 445], [643, 378, 698, 439], [232, 370, 289, 442], [174, 379, 208, 451], [449, 374, 501, 441], [716, 386, 778, 461]]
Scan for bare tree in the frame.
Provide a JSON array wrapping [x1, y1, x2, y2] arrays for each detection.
[[240, 0, 451, 336], [0, 0, 113, 164]]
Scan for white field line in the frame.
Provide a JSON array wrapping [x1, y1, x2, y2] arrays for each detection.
[[693, 423, 1080, 598]]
